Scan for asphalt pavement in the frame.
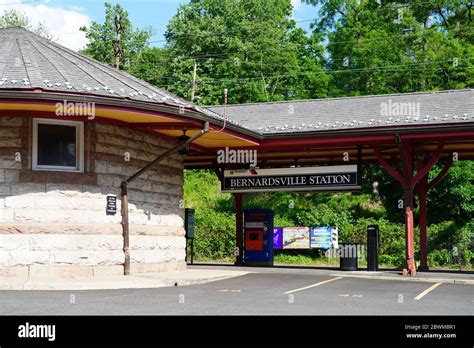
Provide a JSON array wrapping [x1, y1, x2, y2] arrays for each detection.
[[0, 265, 472, 315]]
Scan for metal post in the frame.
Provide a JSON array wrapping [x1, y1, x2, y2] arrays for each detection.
[[121, 181, 130, 275], [191, 239, 194, 265]]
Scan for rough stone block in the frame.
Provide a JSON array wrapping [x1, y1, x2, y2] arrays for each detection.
[[45, 184, 83, 195], [4, 169, 19, 182], [29, 234, 69, 251], [0, 266, 29, 276], [49, 250, 123, 265], [130, 260, 186, 274], [5, 195, 35, 209], [0, 234, 29, 250], [93, 265, 124, 276], [0, 250, 50, 266], [0, 184, 11, 195], [11, 183, 46, 195]]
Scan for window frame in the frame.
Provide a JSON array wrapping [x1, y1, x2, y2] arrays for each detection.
[[32, 118, 84, 173]]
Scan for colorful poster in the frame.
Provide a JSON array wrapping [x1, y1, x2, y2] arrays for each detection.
[[273, 227, 283, 249], [310, 226, 332, 248], [310, 226, 339, 249], [282, 227, 310, 249]]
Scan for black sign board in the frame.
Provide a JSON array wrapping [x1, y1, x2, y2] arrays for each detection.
[[222, 165, 360, 193], [184, 208, 195, 239], [106, 194, 117, 215]]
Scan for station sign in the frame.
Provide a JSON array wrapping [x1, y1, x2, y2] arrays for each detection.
[[221, 165, 360, 193]]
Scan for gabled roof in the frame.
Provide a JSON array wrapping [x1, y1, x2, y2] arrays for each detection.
[[207, 89, 474, 135]]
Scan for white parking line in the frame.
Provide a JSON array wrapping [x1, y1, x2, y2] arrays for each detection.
[[284, 277, 343, 294], [414, 282, 442, 300]]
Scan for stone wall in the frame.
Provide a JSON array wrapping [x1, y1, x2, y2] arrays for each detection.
[[0, 116, 186, 276]]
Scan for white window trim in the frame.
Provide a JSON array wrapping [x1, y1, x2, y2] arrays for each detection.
[[32, 118, 84, 173]]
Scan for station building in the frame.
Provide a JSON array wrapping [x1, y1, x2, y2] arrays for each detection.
[[0, 28, 473, 277]]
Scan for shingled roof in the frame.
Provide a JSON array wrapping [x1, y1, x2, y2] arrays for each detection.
[[0, 27, 225, 120], [1, 27, 472, 138], [207, 89, 474, 135]]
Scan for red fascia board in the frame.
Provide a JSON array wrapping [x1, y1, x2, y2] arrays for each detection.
[[131, 122, 204, 130], [0, 98, 260, 146], [250, 134, 395, 150]]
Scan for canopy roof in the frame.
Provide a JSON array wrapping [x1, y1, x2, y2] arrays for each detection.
[[208, 89, 473, 135]]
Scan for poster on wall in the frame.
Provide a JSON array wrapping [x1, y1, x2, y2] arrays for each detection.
[[282, 227, 310, 249], [273, 227, 283, 249], [310, 226, 339, 249]]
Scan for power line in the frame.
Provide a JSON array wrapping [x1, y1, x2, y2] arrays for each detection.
[[130, 26, 473, 65], [141, 57, 473, 86]]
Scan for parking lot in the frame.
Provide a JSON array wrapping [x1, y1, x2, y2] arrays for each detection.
[[0, 266, 472, 315]]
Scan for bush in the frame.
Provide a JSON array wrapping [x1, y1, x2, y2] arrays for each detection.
[[428, 221, 472, 266], [428, 250, 452, 266], [193, 209, 235, 259]]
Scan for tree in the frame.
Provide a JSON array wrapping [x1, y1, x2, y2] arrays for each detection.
[[162, 0, 329, 105], [80, 3, 154, 70], [0, 9, 52, 39], [303, 0, 474, 96]]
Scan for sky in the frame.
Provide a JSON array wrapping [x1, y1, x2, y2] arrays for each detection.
[[0, 0, 318, 51]]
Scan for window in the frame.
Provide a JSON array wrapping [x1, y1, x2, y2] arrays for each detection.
[[32, 119, 84, 172]]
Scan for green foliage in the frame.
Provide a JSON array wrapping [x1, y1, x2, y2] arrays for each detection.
[[80, 2, 153, 70], [0, 9, 52, 39], [303, 0, 474, 95], [427, 161, 474, 225], [161, 0, 329, 104], [194, 209, 236, 259], [428, 221, 473, 266]]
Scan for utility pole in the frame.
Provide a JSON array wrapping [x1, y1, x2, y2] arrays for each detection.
[[190, 61, 197, 101], [113, 15, 123, 70]]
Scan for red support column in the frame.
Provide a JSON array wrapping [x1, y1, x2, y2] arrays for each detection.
[[373, 141, 446, 277], [234, 192, 244, 265], [402, 189, 416, 276], [417, 176, 429, 271], [400, 141, 416, 277]]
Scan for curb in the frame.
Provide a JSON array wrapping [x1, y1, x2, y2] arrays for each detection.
[[329, 273, 474, 285], [0, 272, 249, 291]]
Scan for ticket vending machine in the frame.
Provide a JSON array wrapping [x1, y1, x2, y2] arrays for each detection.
[[243, 209, 274, 266]]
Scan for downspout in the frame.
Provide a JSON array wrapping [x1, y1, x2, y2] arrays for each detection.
[[120, 122, 210, 275]]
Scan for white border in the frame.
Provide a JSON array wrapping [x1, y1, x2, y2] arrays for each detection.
[[32, 118, 84, 173]]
